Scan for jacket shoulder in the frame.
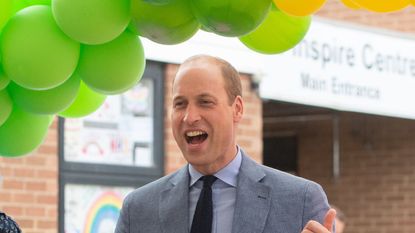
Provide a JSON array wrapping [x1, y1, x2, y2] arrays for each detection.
[[123, 167, 184, 206]]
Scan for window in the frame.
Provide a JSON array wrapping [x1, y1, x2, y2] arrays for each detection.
[[58, 61, 164, 233], [263, 136, 298, 174]]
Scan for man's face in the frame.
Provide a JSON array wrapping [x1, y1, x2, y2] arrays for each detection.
[[171, 60, 243, 174]]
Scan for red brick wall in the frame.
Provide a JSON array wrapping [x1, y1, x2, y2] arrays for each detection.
[[311, 2, 415, 233], [163, 63, 263, 174], [266, 112, 415, 233], [0, 118, 58, 233]]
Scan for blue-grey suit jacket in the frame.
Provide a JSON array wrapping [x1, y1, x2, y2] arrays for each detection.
[[115, 151, 330, 233]]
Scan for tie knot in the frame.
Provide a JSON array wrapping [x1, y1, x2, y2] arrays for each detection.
[[202, 175, 217, 188]]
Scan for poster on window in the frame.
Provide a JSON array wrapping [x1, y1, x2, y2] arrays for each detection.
[[64, 79, 155, 167], [64, 184, 134, 233]]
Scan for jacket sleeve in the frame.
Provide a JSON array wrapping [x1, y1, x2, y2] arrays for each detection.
[[115, 194, 131, 233], [301, 181, 331, 228]]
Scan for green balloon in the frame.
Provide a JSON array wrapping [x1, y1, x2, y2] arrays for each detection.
[[239, 9, 311, 54], [131, 0, 200, 45], [0, 104, 51, 157], [52, 0, 130, 45], [59, 81, 106, 118], [0, 89, 12, 126], [0, 0, 50, 31], [0, 66, 10, 90], [0, 0, 13, 31], [142, 0, 172, 5], [12, 0, 51, 12], [191, 0, 272, 37], [78, 31, 146, 95], [8, 73, 80, 114], [0, 6, 80, 90]]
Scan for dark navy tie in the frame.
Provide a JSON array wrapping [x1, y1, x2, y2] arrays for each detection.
[[190, 175, 217, 233]]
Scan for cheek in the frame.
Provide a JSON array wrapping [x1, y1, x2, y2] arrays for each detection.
[[171, 112, 182, 125], [171, 115, 180, 135]]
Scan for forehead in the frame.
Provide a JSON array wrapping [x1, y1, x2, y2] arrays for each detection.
[[173, 60, 226, 94]]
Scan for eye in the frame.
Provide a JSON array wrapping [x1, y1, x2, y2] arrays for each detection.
[[200, 99, 213, 106], [173, 100, 185, 109]]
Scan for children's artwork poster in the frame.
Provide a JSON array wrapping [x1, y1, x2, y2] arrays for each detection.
[[64, 79, 155, 167], [64, 184, 134, 233]]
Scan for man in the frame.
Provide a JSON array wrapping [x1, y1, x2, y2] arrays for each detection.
[[115, 54, 331, 233]]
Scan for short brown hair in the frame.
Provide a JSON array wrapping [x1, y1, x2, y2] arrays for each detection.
[[179, 54, 242, 104]]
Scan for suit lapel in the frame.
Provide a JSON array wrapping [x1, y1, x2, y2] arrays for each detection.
[[232, 154, 271, 233], [159, 166, 190, 233]]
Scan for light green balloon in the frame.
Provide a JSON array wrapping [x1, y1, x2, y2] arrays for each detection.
[[78, 31, 146, 95], [0, 0, 13, 31], [52, 0, 130, 45], [0, 66, 10, 90], [59, 81, 106, 118], [12, 0, 51, 13], [0, 104, 51, 157], [0, 89, 12, 126], [8, 73, 80, 114], [0, 6, 80, 90], [239, 8, 311, 54], [131, 0, 200, 45], [191, 0, 272, 37]]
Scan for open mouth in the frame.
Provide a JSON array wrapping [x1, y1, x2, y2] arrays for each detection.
[[185, 130, 208, 144]]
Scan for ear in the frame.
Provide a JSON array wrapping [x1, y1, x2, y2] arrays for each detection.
[[232, 95, 244, 123]]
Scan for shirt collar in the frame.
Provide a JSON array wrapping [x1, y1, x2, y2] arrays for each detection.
[[189, 146, 242, 187]]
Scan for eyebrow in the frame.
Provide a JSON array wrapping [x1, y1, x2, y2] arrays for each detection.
[[198, 93, 217, 99], [173, 92, 217, 100]]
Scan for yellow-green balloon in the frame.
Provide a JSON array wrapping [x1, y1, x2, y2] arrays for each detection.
[[0, 6, 80, 90], [0, 89, 12, 126], [239, 8, 311, 54], [131, 0, 200, 45], [0, 104, 51, 157], [59, 81, 106, 118], [12, 0, 51, 12], [52, 0, 130, 45], [191, 0, 272, 37], [0, 0, 13, 31], [1, 0, 51, 31], [8, 73, 80, 114], [78, 31, 146, 95], [0, 66, 10, 90]]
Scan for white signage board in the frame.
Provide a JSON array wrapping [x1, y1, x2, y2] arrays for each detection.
[[260, 18, 415, 120], [142, 18, 415, 120]]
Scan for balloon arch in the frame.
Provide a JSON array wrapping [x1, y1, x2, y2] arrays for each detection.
[[0, 0, 412, 156]]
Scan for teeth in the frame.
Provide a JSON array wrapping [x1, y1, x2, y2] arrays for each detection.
[[186, 131, 205, 137]]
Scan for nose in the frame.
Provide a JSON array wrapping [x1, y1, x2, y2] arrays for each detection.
[[183, 105, 201, 125]]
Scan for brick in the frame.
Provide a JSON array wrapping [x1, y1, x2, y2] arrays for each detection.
[[24, 156, 46, 166], [36, 195, 57, 205], [36, 169, 57, 179], [2, 206, 23, 216], [37, 220, 56, 229], [17, 218, 34, 228], [26, 181, 47, 191], [13, 193, 35, 203], [0, 192, 11, 202], [25, 207, 46, 217], [2, 180, 25, 190]]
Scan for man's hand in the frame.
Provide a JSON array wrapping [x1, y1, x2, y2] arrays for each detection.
[[301, 208, 336, 233]]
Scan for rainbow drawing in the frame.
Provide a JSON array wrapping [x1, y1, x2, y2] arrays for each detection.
[[83, 191, 123, 233]]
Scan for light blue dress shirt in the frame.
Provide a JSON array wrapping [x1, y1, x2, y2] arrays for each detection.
[[188, 147, 242, 233]]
